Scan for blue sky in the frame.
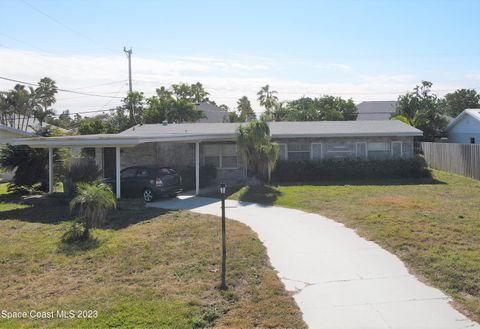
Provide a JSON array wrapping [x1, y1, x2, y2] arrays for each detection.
[[1, 0, 479, 114]]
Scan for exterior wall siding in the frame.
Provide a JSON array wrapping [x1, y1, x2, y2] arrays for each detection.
[[119, 136, 415, 186], [447, 115, 480, 144]]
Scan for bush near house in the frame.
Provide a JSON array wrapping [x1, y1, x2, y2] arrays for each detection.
[[272, 156, 431, 183]]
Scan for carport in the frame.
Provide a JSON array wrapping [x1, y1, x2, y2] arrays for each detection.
[[8, 133, 227, 199]]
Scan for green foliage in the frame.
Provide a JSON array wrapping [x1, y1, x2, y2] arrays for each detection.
[[237, 96, 256, 121], [271, 157, 431, 183], [236, 119, 279, 182], [172, 82, 210, 102], [257, 85, 278, 121], [177, 165, 217, 191], [443, 88, 480, 117], [273, 96, 358, 121], [61, 159, 103, 195], [61, 220, 87, 242], [70, 182, 117, 236], [395, 81, 447, 141]]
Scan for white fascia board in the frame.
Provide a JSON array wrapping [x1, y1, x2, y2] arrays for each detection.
[[272, 132, 423, 138]]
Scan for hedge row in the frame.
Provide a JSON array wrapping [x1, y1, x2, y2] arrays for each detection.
[[271, 156, 431, 183]]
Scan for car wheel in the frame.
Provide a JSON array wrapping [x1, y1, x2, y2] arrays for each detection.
[[142, 188, 155, 202]]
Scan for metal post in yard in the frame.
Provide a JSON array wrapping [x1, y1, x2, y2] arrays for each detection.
[[220, 182, 227, 290]]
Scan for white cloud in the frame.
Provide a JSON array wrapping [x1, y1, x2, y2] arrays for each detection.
[[0, 49, 468, 116]]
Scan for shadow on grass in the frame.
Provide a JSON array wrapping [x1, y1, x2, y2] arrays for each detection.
[[236, 185, 282, 206]]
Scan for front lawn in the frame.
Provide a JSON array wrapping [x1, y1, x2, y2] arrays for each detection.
[[0, 185, 305, 328], [231, 170, 480, 322]]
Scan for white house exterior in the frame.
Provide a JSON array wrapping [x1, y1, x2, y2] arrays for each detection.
[[446, 109, 480, 144]]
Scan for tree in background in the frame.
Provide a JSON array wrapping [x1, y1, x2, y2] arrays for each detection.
[[236, 119, 279, 184], [394, 81, 447, 141], [237, 96, 256, 121], [172, 82, 210, 103], [272, 96, 357, 121], [257, 85, 278, 121], [34, 77, 57, 126], [443, 89, 480, 117]]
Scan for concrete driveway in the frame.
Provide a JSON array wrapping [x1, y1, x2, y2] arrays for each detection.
[[149, 196, 480, 329]]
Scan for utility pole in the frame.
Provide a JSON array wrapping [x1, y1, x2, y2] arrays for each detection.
[[123, 47, 134, 120]]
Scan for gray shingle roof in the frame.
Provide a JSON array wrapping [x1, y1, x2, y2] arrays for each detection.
[[120, 120, 422, 138], [356, 101, 397, 120]]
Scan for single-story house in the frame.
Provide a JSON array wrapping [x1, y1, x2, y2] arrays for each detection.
[[356, 101, 398, 120], [6, 120, 422, 198], [446, 109, 480, 144]]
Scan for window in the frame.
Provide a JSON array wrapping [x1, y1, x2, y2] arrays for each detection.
[[391, 141, 403, 158], [471, 137, 476, 144], [287, 143, 310, 161], [311, 143, 323, 160], [368, 142, 390, 160], [121, 168, 137, 178], [203, 144, 238, 169], [356, 142, 367, 159], [221, 144, 238, 168], [137, 168, 150, 177], [278, 144, 287, 160]]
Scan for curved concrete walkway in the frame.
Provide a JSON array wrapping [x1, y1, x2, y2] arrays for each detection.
[[149, 196, 480, 329]]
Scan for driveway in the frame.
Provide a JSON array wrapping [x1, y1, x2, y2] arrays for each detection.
[[149, 196, 480, 329]]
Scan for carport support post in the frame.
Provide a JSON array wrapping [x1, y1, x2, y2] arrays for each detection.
[[48, 147, 53, 194], [195, 141, 200, 195], [115, 147, 121, 199]]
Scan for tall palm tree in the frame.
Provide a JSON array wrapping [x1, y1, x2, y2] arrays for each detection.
[[236, 96, 255, 121], [34, 77, 57, 126], [261, 143, 280, 184], [257, 85, 278, 121], [70, 183, 117, 238], [236, 119, 278, 184]]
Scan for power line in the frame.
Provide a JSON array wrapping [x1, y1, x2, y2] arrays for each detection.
[[0, 76, 124, 99], [19, 0, 117, 54]]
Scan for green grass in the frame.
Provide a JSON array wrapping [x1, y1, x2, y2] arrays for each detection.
[[0, 184, 305, 328], [230, 170, 480, 322]]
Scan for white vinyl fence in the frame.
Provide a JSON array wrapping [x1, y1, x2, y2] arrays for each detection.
[[421, 142, 480, 180]]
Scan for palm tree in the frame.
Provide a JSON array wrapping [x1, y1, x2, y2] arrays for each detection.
[[236, 119, 278, 184], [236, 96, 255, 121], [261, 143, 280, 184], [34, 77, 57, 126], [70, 183, 117, 238], [257, 85, 278, 121]]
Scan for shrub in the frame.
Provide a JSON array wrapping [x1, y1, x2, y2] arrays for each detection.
[[70, 182, 117, 237], [177, 165, 217, 191], [61, 159, 102, 195], [61, 220, 87, 242], [271, 156, 431, 183]]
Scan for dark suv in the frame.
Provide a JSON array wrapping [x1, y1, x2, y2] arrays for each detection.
[[105, 166, 182, 202]]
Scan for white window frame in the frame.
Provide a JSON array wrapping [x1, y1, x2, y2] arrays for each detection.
[[278, 143, 288, 160], [355, 142, 367, 159], [287, 143, 311, 161], [203, 144, 239, 169], [310, 143, 323, 160], [391, 141, 403, 158]]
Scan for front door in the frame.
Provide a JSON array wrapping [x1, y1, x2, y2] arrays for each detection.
[[103, 148, 116, 179]]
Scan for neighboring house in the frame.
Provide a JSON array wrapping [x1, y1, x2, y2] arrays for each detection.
[[196, 102, 228, 123], [446, 108, 480, 144], [7, 120, 422, 197], [356, 101, 397, 120]]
